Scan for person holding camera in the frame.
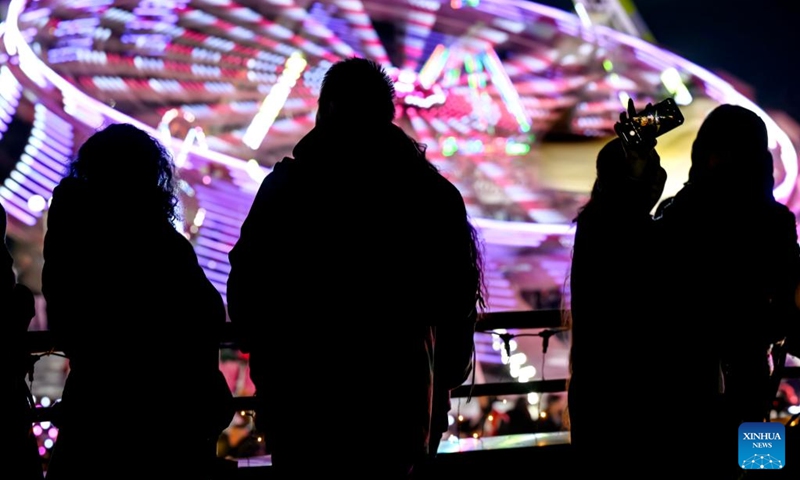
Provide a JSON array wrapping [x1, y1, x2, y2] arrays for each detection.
[[567, 124, 667, 476], [569, 100, 800, 478]]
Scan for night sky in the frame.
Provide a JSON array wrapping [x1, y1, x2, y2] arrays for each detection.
[[534, 0, 800, 124]]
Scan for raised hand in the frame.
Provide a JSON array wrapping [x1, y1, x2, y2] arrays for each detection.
[[616, 98, 658, 179]]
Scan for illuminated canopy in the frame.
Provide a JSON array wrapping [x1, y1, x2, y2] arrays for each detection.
[[0, 0, 795, 308]]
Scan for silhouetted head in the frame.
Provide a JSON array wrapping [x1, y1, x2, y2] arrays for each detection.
[[577, 137, 665, 220], [688, 104, 773, 198], [68, 123, 180, 223], [595, 137, 629, 186], [316, 57, 396, 128]]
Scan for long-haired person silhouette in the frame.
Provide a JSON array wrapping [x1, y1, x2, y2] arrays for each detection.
[[227, 57, 486, 478], [42, 123, 232, 479]]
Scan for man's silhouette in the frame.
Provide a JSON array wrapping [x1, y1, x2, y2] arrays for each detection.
[[227, 57, 485, 478]]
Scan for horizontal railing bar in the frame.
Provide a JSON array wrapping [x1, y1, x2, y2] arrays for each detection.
[[29, 380, 568, 423], [21, 308, 799, 427], [451, 379, 567, 398], [476, 309, 565, 331], [24, 309, 568, 354]]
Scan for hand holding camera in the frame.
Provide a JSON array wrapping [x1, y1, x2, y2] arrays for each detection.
[[615, 97, 684, 148], [614, 98, 683, 181]]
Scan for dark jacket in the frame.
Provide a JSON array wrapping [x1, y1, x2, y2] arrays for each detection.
[[227, 123, 478, 475], [568, 174, 666, 469], [658, 182, 800, 417], [42, 178, 230, 479]]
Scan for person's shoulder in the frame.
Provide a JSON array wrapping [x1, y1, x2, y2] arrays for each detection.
[[771, 201, 796, 219], [767, 201, 798, 231], [421, 167, 463, 202], [418, 169, 469, 218], [272, 156, 296, 172], [165, 225, 203, 259], [51, 177, 86, 199], [264, 157, 298, 184], [48, 177, 91, 219], [252, 157, 296, 195]]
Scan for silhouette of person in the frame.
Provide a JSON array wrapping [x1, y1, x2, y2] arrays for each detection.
[[226, 57, 485, 479], [41, 124, 232, 479], [496, 397, 538, 435], [567, 134, 667, 474], [1, 202, 43, 479], [570, 102, 800, 478], [654, 104, 800, 476], [532, 394, 565, 433]]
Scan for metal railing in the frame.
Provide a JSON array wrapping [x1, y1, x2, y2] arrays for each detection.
[[23, 310, 571, 421], [22, 308, 800, 421]]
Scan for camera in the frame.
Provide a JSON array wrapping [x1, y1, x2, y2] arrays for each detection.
[[614, 97, 685, 147]]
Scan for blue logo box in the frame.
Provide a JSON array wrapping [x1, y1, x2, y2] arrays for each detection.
[[739, 422, 786, 470]]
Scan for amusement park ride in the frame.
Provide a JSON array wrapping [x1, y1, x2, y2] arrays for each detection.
[[0, 0, 796, 312], [3, 0, 800, 466]]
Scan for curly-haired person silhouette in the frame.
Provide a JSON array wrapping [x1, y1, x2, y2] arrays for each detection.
[[227, 57, 486, 478], [42, 124, 232, 479]]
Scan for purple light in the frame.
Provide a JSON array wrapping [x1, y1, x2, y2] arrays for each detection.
[[194, 245, 232, 263], [0, 96, 19, 115], [28, 136, 70, 164], [4, 0, 256, 174], [2, 0, 797, 247], [201, 268, 230, 285], [21, 152, 66, 179], [196, 227, 238, 246], [523, 5, 799, 202], [16, 158, 59, 187], [195, 236, 233, 254], [9, 170, 50, 198], [0, 98, 74, 222], [0, 190, 37, 225], [200, 219, 243, 237]]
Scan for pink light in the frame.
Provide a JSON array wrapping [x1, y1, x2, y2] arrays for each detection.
[[4, 0, 797, 247], [418, 44, 449, 89], [0, 196, 37, 225], [472, 217, 573, 236], [512, 0, 798, 204], [4, 0, 255, 176]]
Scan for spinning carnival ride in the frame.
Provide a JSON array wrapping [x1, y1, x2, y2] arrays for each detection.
[[0, 0, 797, 312]]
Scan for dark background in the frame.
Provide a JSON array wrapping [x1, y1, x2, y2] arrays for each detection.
[[534, 0, 800, 124]]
